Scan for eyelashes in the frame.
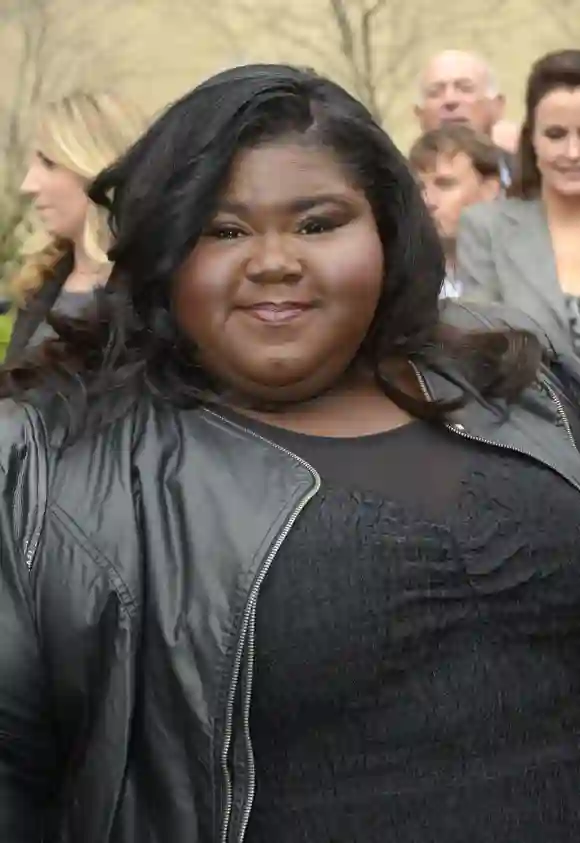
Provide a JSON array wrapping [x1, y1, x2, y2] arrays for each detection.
[[204, 215, 346, 240]]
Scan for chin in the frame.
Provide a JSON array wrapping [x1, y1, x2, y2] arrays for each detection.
[[557, 185, 580, 198]]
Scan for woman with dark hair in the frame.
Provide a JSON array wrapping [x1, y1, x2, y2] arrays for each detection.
[[457, 49, 580, 350], [2, 64, 580, 843]]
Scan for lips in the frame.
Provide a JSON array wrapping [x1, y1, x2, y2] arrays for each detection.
[[240, 302, 314, 324]]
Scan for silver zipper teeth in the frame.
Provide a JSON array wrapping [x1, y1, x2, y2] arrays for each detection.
[[408, 361, 580, 489], [214, 366, 577, 840], [236, 461, 320, 843], [540, 376, 576, 446], [207, 411, 321, 843], [24, 527, 42, 570]]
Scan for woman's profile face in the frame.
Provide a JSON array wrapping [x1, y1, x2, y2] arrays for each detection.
[[173, 141, 385, 405], [20, 151, 90, 242], [532, 86, 580, 197]]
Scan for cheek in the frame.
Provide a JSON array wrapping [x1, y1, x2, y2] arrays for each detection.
[[533, 136, 556, 170], [51, 180, 89, 228], [324, 261, 382, 336], [320, 228, 384, 306], [173, 252, 231, 338], [437, 193, 462, 224]]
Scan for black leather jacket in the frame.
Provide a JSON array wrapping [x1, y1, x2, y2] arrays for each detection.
[[1, 303, 580, 843]]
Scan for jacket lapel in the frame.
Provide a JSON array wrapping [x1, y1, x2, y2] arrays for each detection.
[[499, 199, 567, 324]]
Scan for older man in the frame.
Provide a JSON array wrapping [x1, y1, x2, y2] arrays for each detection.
[[414, 50, 513, 185]]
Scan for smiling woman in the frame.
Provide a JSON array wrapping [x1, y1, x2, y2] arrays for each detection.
[[457, 50, 580, 350], [173, 143, 385, 405], [1, 64, 580, 843]]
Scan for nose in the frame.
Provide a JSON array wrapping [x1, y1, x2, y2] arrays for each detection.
[[20, 162, 43, 196], [441, 84, 461, 110], [245, 233, 303, 285], [422, 186, 438, 214]]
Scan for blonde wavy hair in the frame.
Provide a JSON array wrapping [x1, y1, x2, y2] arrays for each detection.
[[12, 91, 147, 303]]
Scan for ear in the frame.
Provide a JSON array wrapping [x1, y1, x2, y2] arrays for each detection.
[[493, 94, 506, 123], [414, 103, 423, 123], [481, 176, 501, 202]]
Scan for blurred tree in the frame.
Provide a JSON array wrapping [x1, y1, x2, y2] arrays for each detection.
[[533, 0, 580, 36], [228, 0, 510, 125]]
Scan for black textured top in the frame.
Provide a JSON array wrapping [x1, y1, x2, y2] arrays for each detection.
[[238, 418, 580, 843]]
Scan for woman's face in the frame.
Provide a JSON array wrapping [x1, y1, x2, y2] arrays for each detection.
[[532, 87, 580, 197], [20, 151, 90, 241], [174, 142, 385, 405]]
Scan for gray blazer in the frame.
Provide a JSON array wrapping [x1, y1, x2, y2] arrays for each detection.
[[456, 197, 571, 344]]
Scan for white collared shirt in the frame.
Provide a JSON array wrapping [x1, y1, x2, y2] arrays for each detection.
[[440, 266, 462, 299]]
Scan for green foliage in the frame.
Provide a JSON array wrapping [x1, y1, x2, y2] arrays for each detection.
[[0, 311, 15, 362]]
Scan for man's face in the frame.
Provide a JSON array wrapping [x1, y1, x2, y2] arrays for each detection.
[[415, 53, 503, 135], [415, 151, 500, 249]]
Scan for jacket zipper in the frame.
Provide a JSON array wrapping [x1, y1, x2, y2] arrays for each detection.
[[540, 377, 576, 446], [408, 362, 580, 484], [21, 406, 49, 572], [207, 413, 321, 843], [215, 369, 578, 840], [24, 527, 42, 570]]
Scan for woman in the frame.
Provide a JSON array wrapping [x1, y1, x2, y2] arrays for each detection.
[[1, 64, 580, 843], [5, 90, 146, 362], [457, 50, 580, 349]]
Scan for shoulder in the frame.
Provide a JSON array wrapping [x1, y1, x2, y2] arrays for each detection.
[[440, 299, 564, 359], [0, 398, 44, 469], [460, 197, 527, 229]]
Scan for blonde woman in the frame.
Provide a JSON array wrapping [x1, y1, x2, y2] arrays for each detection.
[[6, 91, 146, 361]]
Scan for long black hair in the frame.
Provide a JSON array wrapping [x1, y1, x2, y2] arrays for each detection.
[[0, 64, 541, 425]]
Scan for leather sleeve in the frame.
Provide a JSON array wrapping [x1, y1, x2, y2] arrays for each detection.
[[0, 404, 57, 841]]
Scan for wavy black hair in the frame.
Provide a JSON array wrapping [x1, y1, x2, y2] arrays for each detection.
[[0, 64, 542, 424]]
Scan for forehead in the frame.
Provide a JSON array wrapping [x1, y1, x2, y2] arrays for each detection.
[[221, 142, 360, 204], [423, 54, 486, 88], [417, 150, 478, 178], [535, 88, 580, 124]]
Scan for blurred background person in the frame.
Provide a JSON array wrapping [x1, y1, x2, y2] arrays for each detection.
[[414, 50, 513, 187], [5, 91, 146, 363], [457, 50, 580, 352], [409, 124, 501, 298], [492, 119, 520, 155]]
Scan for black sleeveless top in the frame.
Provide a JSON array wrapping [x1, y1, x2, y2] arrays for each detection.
[[234, 417, 580, 843]]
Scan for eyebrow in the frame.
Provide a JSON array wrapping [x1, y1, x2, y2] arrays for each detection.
[[215, 194, 356, 216], [428, 76, 475, 89]]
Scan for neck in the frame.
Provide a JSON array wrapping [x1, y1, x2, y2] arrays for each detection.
[[73, 240, 98, 275], [542, 187, 580, 224], [442, 238, 456, 271], [63, 238, 105, 293]]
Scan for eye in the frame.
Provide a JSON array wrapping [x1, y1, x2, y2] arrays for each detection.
[[205, 225, 246, 240], [298, 216, 341, 235], [434, 177, 458, 191], [544, 126, 567, 140], [37, 152, 56, 170]]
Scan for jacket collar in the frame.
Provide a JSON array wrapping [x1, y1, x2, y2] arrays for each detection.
[[414, 360, 580, 494]]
